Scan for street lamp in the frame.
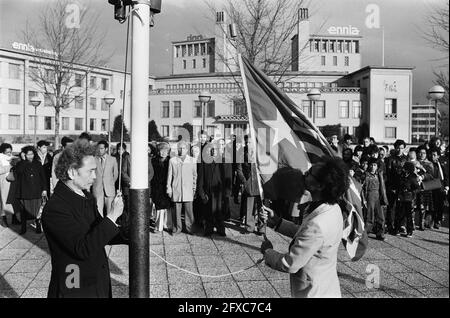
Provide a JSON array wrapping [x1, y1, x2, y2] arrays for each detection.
[[307, 88, 321, 124], [103, 93, 116, 153], [198, 90, 211, 132], [30, 96, 42, 147], [428, 85, 445, 137]]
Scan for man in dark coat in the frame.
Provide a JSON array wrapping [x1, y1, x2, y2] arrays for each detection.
[[36, 140, 53, 194], [42, 139, 126, 298]]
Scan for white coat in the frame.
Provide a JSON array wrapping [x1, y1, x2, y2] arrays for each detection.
[[264, 203, 343, 298], [166, 155, 197, 202]]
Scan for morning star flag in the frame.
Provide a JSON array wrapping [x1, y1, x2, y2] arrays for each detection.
[[238, 55, 367, 261]]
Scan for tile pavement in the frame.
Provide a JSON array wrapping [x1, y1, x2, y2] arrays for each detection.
[[0, 207, 448, 298]]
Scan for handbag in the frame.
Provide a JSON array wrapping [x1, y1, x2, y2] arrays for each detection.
[[421, 179, 442, 191], [6, 171, 15, 182]]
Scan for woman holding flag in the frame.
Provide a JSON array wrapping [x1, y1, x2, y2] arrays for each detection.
[[260, 158, 349, 298]]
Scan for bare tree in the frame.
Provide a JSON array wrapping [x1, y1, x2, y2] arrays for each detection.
[[23, 0, 111, 148], [423, 0, 449, 56]]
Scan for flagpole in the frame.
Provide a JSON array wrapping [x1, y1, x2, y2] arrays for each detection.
[[237, 54, 264, 200]]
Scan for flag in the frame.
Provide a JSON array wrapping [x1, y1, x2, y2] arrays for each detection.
[[238, 55, 367, 261]]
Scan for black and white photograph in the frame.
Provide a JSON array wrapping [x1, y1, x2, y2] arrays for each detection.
[[0, 0, 448, 303]]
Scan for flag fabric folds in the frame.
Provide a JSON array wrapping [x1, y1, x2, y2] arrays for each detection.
[[238, 55, 367, 261]]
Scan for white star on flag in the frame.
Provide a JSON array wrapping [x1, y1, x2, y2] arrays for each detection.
[[261, 109, 298, 148]]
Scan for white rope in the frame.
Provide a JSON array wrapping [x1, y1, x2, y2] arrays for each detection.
[[150, 248, 264, 278]]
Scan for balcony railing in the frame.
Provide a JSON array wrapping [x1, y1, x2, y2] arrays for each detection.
[[384, 113, 398, 120], [149, 86, 365, 95]]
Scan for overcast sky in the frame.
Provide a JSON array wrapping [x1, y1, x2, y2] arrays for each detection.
[[0, 0, 448, 105]]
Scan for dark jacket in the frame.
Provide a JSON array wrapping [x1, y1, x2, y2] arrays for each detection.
[[197, 158, 223, 200], [15, 160, 47, 199], [115, 152, 131, 195], [398, 173, 420, 202], [236, 162, 260, 196], [151, 157, 171, 210], [42, 181, 126, 298], [36, 152, 53, 193], [385, 154, 407, 190]]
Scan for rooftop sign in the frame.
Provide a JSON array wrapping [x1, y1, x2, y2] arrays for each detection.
[[11, 42, 59, 58], [327, 26, 360, 36]]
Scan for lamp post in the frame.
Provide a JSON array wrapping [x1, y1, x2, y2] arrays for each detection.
[[103, 93, 116, 154], [199, 90, 211, 132], [307, 88, 321, 124], [428, 85, 445, 137], [30, 97, 42, 147]]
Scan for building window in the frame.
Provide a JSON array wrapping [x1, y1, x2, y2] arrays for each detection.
[[44, 93, 54, 107], [207, 100, 215, 117], [193, 101, 202, 118], [192, 59, 196, 69], [28, 91, 39, 106], [161, 101, 170, 118], [90, 97, 97, 110], [44, 116, 53, 130], [344, 56, 349, 66], [188, 45, 193, 56], [194, 44, 199, 56], [201, 43, 206, 55], [75, 74, 83, 87], [233, 99, 247, 115], [75, 118, 83, 131], [62, 117, 70, 130], [101, 119, 107, 131], [183, 60, 186, 69], [90, 76, 96, 89], [302, 100, 311, 117], [101, 99, 108, 111], [90, 118, 96, 131], [321, 41, 327, 52], [9, 115, 21, 130], [342, 126, 349, 135], [384, 99, 397, 119], [352, 100, 362, 118], [333, 56, 337, 66], [316, 100, 326, 118], [207, 125, 216, 137], [176, 46, 180, 58], [193, 125, 202, 140], [161, 125, 169, 137], [28, 115, 36, 130], [355, 41, 359, 53], [75, 97, 84, 109], [321, 56, 326, 66], [339, 100, 349, 118], [182, 46, 186, 57], [173, 101, 181, 118], [345, 41, 351, 53], [9, 63, 20, 79], [385, 127, 397, 139], [330, 41, 335, 53], [337, 41, 342, 53], [8, 89, 20, 104], [101, 78, 109, 90], [202, 58, 206, 68]]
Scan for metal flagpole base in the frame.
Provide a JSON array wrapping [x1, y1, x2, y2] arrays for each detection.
[[129, 188, 150, 298]]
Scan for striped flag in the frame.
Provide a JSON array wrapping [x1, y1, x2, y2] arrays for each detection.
[[238, 55, 367, 261]]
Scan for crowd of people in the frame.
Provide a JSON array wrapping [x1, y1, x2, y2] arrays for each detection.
[[0, 131, 448, 241], [330, 134, 449, 240]]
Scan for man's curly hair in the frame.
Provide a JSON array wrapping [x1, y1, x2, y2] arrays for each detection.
[[314, 158, 350, 204], [55, 139, 96, 182]]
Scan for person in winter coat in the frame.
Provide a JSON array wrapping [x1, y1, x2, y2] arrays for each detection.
[[260, 158, 349, 298], [151, 142, 172, 232], [15, 146, 48, 234]]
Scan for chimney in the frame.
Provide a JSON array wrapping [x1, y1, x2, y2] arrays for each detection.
[[299, 8, 309, 21]]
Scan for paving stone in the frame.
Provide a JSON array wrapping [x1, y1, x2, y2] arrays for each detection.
[[203, 281, 243, 298], [269, 280, 291, 298], [258, 263, 289, 281], [150, 265, 168, 284], [169, 283, 206, 298], [150, 284, 169, 298], [415, 287, 449, 298], [167, 266, 201, 284], [165, 244, 192, 256], [197, 265, 233, 283], [21, 287, 48, 298], [342, 292, 356, 298], [9, 259, 48, 273], [21, 248, 50, 260], [392, 272, 443, 288], [110, 273, 129, 286], [163, 233, 189, 244], [237, 281, 279, 298], [396, 258, 441, 273], [232, 267, 266, 282], [0, 260, 16, 274], [418, 271, 449, 287], [191, 243, 220, 256], [0, 273, 36, 291], [194, 255, 225, 268], [384, 288, 426, 298], [5, 239, 34, 249], [0, 248, 28, 260], [0, 289, 20, 298], [353, 290, 392, 298], [108, 245, 129, 257], [112, 285, 129, 298], [379, 248, 415, 259]]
